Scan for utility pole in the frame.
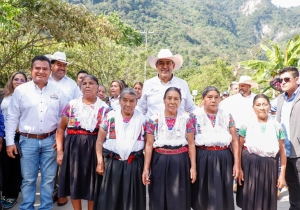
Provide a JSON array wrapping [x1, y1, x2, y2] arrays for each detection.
[[140, 30, 154, 81]]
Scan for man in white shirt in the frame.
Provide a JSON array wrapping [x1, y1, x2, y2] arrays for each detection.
[[137, 49, 196, 118], [219, 75, 258, 192], [6, 55, 67, 210], [219, 76, 258, 132], [45, 51, 80, 205], [46, 51, 80, 103]]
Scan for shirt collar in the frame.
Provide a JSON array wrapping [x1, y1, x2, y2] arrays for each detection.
[[155, 74, 175, 85], [283, 85, 300, 102]]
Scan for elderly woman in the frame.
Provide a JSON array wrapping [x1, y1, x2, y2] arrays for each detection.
[[236, 94, 286, 210], [191, 86, 242, 210], [0, 72, 27, 209], [109, 80, 125, 110], [56, 75, 109, 210], [94, 88, 147, 210], [142, 87, 197, 210]]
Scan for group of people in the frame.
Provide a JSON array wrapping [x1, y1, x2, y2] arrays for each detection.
[[0, 48, 299, 210]]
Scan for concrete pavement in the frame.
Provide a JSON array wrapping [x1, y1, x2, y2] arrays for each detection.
[[10, 174, 290, 210]]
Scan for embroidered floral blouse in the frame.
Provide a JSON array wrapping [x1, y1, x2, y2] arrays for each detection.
[[146, 114, 196, 135], [195, 113, 235, 134], [62, 103, 109, 131]]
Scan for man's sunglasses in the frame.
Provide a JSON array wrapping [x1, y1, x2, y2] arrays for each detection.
[[279, 77, 294, 84]]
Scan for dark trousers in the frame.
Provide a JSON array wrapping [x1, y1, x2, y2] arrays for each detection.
[[286, 157, 300, 210], [1, 135, 22, 199]]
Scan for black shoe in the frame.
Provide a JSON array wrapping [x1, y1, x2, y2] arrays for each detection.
[[2, 198, 17, 210], [0, 196, 6, 206]]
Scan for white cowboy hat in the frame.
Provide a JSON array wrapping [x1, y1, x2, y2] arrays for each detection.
[[45, 51, 72, 65], [148, 49, 183, 70], [238, 76, 258, 89]]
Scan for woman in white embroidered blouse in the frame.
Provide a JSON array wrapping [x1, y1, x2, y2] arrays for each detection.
[[192, 86, 242, 210], [56, 75, 109, 210], [94, 88, 147, 210], [142, 87, 197, 210], [236, 94, 286, 210]]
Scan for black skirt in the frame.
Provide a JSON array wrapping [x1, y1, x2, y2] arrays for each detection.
[[58, 133, 97, 200], [149, 149, 191, 210], [93, 149, 146, 210], [192, 147, 234, 210], [236, 149, 278, 210]]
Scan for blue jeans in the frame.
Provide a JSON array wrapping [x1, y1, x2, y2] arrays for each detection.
[[19, 134, 57, 210]]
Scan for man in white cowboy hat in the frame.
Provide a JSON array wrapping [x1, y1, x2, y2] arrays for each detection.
[[219, 75, 258, 192], [220, 75, 258, 131], [45, 51, 79, 206], [137, 49, 196, 118], [46, 51, 80, 103]]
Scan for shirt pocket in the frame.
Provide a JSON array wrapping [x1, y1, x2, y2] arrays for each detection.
[[47, 99, 60, 117]]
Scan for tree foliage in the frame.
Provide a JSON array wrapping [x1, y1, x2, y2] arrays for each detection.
[[241, 35, 300, 93], [0, 0, 143, 86]]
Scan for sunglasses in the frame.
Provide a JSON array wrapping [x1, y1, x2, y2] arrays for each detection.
[[13, 78, 26, 83], [279, 77, 293, 84]]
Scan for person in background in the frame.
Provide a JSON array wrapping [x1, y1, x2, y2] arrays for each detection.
[[221, 91, 229, 100], [137, 49, 196, 118], [26, 75, 32, 82], [133, 82, 143, 100], [192, 86, 242, 210], [230, 81, 239, 95], [0, 72, 27, 209], [57, 75, 109, 210], [94, 88, 147, 210], [276, 66, 300, 210], [142, 87, 196, 210], [109, 80, 125, 110], [97, 85, 107, 101], [5, 55, 67, 210], [76, 70, 88, 86], [0, 110, 4, 210], [236, 94, 286, 210], [76, 70, 88, 94], [120, 80, 128, 88]]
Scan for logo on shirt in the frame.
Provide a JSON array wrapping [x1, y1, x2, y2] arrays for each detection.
[[150, 88, 160, 94], [50, 94, 59, 100]]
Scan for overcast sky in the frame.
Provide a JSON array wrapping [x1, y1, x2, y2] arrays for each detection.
[[272, 0, 300, 7]]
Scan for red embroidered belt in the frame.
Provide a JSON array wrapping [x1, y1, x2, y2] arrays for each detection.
[[154, 146, 188, 154], [67, 129, 98, 135], [198, 145, 228, 150], [20, 129, 56, 140], [109, 154, 136, 164]]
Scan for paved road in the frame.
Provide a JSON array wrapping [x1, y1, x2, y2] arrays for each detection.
[[11, 175, 290, 210]]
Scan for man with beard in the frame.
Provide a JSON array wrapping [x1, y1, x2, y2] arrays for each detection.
[[220, 75, 258, 135], [219, 75, 258, 192]]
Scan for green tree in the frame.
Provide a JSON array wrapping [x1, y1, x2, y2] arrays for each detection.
[[240, 35, 300, 92], [0, 0, 142, 86]]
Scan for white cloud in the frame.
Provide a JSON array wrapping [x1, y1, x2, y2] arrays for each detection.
[[272, 0, 300, 8]]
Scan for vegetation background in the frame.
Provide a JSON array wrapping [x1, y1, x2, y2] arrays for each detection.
[[1, 0, 300, 103]]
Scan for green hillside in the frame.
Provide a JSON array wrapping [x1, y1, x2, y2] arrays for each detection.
[[68, 0, 300, 69]]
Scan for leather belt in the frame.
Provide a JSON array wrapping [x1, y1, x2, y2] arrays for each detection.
[[198, 145, 228, 151], [20, 130, 56, 140]]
